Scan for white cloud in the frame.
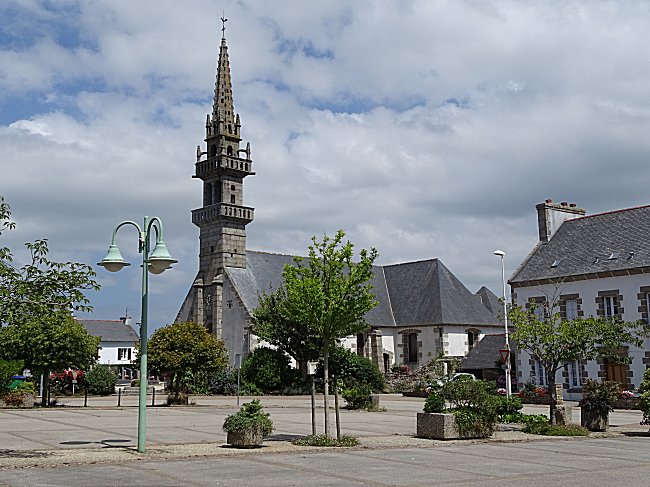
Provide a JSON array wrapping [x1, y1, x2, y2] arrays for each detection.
[[2, 0, 650, 329]]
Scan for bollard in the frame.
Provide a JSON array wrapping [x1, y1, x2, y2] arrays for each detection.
[[151, 387, 155, 407], [84, 387, 88, 407], [117, 388, 122, 407], [310, 376, 316, 436], [333, 378, 341, 440]]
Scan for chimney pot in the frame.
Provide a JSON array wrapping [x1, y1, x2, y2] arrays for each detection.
[[546, 199, 553, 204], [561, 202, 568, 206], [569, 203, 576, 208]]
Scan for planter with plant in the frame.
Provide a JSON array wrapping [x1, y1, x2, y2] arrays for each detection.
[[223, 399, 273, 447], [417, 378, 498, 440], [579, 379, 619, 431]]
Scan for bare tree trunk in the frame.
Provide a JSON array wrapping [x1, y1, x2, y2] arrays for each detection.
[[323, 346, 330, 437]]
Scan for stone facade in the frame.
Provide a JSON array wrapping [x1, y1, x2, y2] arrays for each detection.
[[176, 28, 255, 342]]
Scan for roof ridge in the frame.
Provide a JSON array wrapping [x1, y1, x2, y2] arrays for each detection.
[[382, 257, 440, 269], [568, 203, 650, 222]]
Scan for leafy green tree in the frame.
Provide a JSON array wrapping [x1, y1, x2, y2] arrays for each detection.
[[0, 313, 100, 405], [86, 364, 117, 395], [0, 359, 23, 394], [315, 346, 384, 391], [146, 322, 228, 400], [282, 230, 378, 436], [240, 347, 293, 393], [509, 294, 647, 424], [251, 287, 320, 381]]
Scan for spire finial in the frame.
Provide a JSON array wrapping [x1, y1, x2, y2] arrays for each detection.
[[221, 12, 228, 39]]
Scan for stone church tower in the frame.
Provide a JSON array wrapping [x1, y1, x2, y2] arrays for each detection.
[[176, 25, 255, 338]]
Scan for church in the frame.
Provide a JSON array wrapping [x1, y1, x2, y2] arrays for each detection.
[[176, 26, 504, 371]]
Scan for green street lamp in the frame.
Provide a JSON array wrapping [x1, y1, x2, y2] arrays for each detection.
[[98, 216, 177, 453]]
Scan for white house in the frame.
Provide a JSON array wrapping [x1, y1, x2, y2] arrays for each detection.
[[509, 199, 650, 399], [79, 316, 139, 380]]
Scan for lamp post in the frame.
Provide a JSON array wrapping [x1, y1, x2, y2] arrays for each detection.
[[98, 216, 177, 453], [493, 250, 512, 398]]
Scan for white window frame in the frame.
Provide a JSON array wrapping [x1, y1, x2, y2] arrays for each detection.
[[118, 348, 132, 361], [568, 360, 581, 388], [535, 360, 547, 386], [565, 299, 578, 320], [604, 296, 618, 318]]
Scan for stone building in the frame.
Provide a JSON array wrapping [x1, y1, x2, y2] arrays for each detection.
[[176, 27, 504, 366], [510, 199, 650, 399]]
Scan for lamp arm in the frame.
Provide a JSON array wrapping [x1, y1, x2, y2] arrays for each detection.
[[111, 220, 142, 246], [146, 216, 166, 244]]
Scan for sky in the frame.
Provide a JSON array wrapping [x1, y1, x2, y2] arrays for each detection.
[[2, 0, 650, 333]]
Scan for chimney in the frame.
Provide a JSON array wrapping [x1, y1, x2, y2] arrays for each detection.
[[120, 315, 132, 327], [536, 199, 586, 242]]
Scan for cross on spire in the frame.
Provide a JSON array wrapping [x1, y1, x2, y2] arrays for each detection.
[[221, 14, 228, 38]]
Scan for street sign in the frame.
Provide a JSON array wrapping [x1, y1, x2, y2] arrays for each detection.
[[499, 349, 510, 365]]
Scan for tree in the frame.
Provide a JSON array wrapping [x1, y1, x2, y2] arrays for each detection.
[[251, 287, 321, 381], [282, 230, 378, 436], [146, 322, 228, 401], [240, 347, 293, 393], [509, 290, 647, 424], [0, 195, 99, 325], [0, 313, 100, 405]]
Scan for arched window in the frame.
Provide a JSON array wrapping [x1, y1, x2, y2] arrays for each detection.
[[227, 146, 233, 156], [230, 194, 235, 204], [210, 145, 217, 157]]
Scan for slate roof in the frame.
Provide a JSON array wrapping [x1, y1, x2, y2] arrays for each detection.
[[474, 286, 503, 323], [460, 334, 506, 370], [78, 320, 139, 343], [226, 251, 499, 328], [510, 205, 650, 286]]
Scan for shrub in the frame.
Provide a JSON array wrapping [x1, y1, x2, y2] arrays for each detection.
[[639, 369, 650, 425], [441, 379, 499, 437], [496, 395, 523, 418], [240, 347, 292, 393], [342, 383, 373, 410], [223, 399, 273, 436], [50, 370, 86, 394], [579, 379, 619, 414], [131, 379, 140, 388], [316, 347, 384, 391], [240, 382, 263, 396], [522, 422, 588, 436], [208, 367, 239, 395], [423, 393, 445, 414], [86, 365, 116, 396], [292, 435, 359, 447], [500, 412, 547, 424], [0, 359, 23, 394]]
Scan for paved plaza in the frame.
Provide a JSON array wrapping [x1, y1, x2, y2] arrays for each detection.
[[0, 395, 649, 486]]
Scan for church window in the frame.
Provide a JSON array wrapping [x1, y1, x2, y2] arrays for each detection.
[[210, 145, 217, 157], [227, 146, 233, 156], [407, 333, 418, 363], [228, 124, 232, 133], [231, 194, 236, 204], [231, 185, 235, 191]]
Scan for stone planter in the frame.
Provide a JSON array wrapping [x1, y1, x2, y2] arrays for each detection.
[[226, 425, 265, 448], [580, 408, 609, 432], [417, 412, 459, 439], [0, 393, 35, 408]]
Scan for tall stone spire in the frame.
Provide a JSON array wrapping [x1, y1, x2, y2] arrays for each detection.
[[176, 23, 255, 339]]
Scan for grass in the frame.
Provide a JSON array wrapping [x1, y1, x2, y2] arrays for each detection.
[[522, 422, 589, 436], [292, 434, 360, 447]]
